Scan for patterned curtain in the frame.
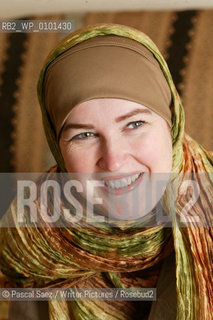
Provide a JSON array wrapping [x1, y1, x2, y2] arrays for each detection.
[[0, 15, 63, 173]]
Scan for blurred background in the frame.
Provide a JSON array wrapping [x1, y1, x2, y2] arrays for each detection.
[[0, 0, 213, 174]]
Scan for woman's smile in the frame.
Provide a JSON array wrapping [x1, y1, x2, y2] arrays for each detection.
[[101, 172, 143, 195]]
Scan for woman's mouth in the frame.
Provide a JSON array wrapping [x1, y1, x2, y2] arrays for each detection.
[[102, 173, 143, 195]]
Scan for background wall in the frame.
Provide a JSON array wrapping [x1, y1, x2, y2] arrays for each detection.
[[1, 0, 213, 18]]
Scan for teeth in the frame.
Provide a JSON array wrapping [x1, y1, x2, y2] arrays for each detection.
[[121, 178, 127, 187], [104, 173, 141, 189]]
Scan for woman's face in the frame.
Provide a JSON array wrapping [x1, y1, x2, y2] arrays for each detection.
[[59, 98, 172, 220], [59, 98, 172, 175]]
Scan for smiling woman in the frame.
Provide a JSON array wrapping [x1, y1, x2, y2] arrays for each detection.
[[0, 23, 212, 320]]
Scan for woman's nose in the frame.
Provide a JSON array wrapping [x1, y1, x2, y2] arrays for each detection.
[[96, 140, 128, 171]]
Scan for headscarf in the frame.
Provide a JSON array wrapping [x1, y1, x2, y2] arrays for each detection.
[[0, 24, 212, 320], [43, 34, 172, 138]]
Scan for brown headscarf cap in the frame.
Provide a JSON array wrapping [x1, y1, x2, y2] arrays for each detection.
[[44, 35, 172, 138]]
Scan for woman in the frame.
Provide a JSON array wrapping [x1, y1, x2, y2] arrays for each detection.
[[0, 23, 212, 320]]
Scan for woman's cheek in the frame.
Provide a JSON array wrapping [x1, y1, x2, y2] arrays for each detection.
[[63, 147, 97, 172], [132, 135, 157, 163], [133, 133, 167, 172], [65, 152, 88, 172]]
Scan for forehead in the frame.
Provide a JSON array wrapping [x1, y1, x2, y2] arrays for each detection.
[[64, 98, 153, 123]]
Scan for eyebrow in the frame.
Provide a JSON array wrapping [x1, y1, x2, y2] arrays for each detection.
[[63, 123, 94, 132], [115, 108, 152, 122], [62, 108, 152, 132]]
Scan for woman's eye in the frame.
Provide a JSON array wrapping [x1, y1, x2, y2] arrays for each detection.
[[126, 120, 145, 129], [72, 132, 96, 140]]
